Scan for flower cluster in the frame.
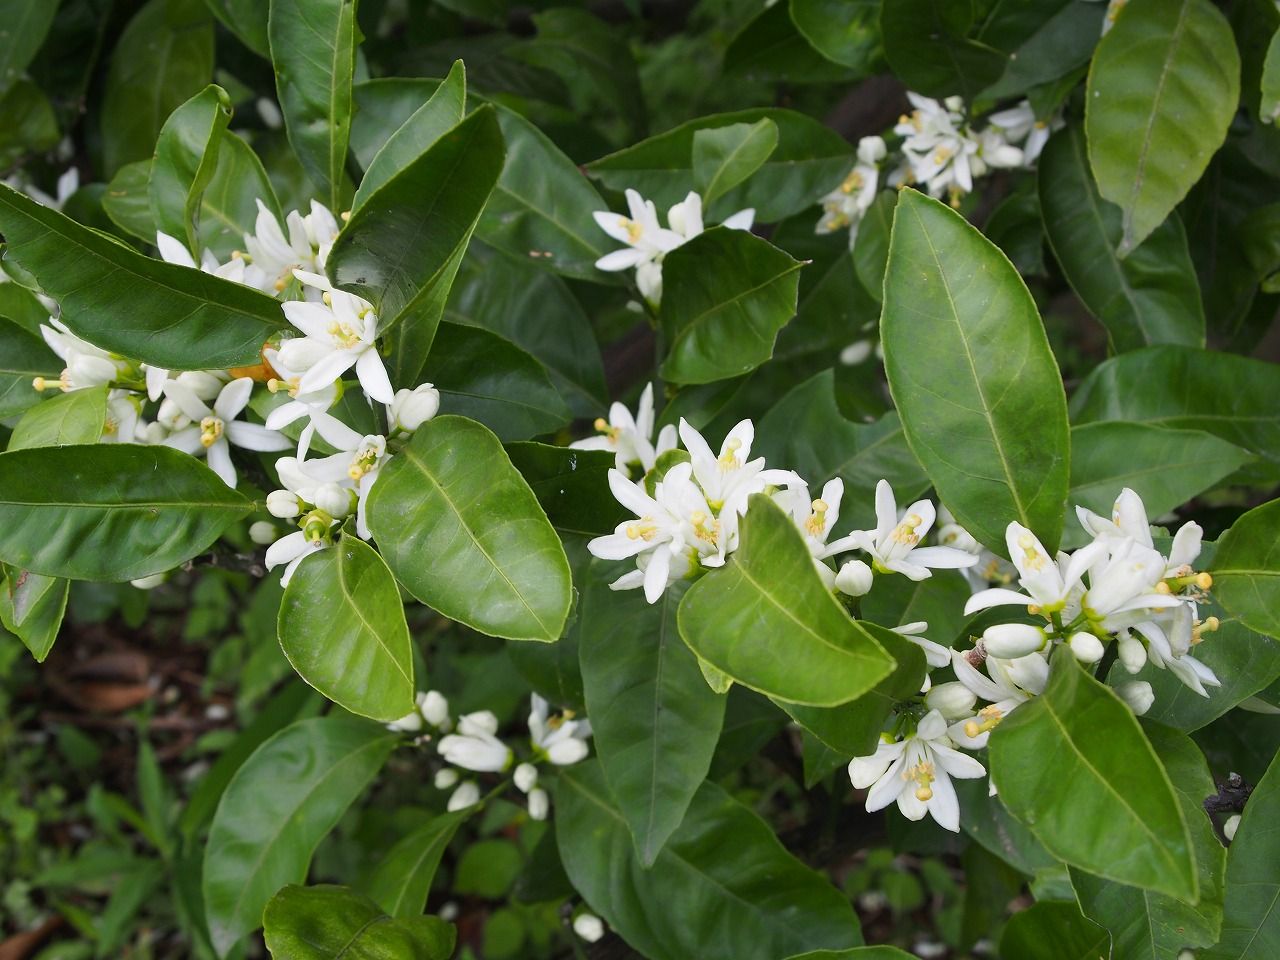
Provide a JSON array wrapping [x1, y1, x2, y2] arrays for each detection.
[[816, 135, 887, 243], [390, 691, 591, 820]]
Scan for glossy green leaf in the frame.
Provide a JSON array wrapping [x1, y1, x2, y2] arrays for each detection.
[[366, 415, 571, 642], [353, 61, 465, 212], [0, 78, 56, 168], [0, 444, 252, 581], [366, 810, 471, 918], [1205, 749, 1280, 959], [8, 386, 108, 450], [1262, 28, 1280, 121], [556, 761, 861, 960], [0, 318, 58, 420], [784, 951, 916, 960], [883, 188, 1070, 554], [724, 4, 858, 85], [587, 109, 852, 223], [278, 532, 414, 722], [0, 0, 60, 92], [0, 184, 285, 369], [103, 159, 158, 243], [263, 884, 454, 959], [1085, 0, 1241, 254], [788, 0, 882, 70], [1071, 346, 1280, 462], [203, 716, 397, 956], [0, 282, 49, 336], [980, 0, 1105, 99], [505, 444, 625, 538], [199, 131, 282, 259], [579, 571, 726, 865], [1212, 498, 1280, 640], [100, 0, 214, 176], [150, 83, 232, 253], [1072, 726, 1225, 959], [678, 494, 894, 706], [990, 647, 1197, 901], [692, 119, 778, 207], [1040, 124, 1205, 351], [202, 0, 269, 56], [423, 323, 571, 441], [268, 0, 358, 210], [880, 0, 1006, 100], [998, 901, 1110, 960], [659, 228, 803, 385], [328, 107, 504, 346], [852, 190, 895, 302], [0, 565, 67, 662]]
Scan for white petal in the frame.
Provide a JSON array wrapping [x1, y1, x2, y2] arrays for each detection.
[[206, 440, 237, 487], [227, 420, 291, 452], [214, 377, 254, 421], [355, 348, 395, 404]]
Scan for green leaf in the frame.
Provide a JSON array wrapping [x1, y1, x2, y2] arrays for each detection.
[[103, 159, 159, 243], [997, 901, 1110, 960], [353, 61, 465, 212], [0, 0, 61, 93], [1204, 749, 1280, 959], [202, 0, 269, 56], [587, 108, 852, 223], [0, 318, 58, 420], [100, 0, 214, 176], [1262, 28, 1280, 122], [659, 227, 803, 385], [883, 189, 1070, 554], [268, 0, 359, 210], [556, 761, 862, 960], [0, 184, 285, 369], [199, 131, 283, 260], [979, 0, 1105, 100], [150, 83, 232, 254], [0, 444, 252, 581], [678, 494, 894, 707], [692, 119, 779, 207], [0, 565, 67, 662], [366, 810, 471, 918], [263, 884, 454, 959], [366, 415, 571, 642], [8, 386, 108, 450], [989, 647, 1198, 902], [278, 532, 414, 722], [784, 950, 920, 960], [0, 79, 57, 167], [788, 0, 882, 70], [328, 107, 505, 350], [0, 282, 50, 336], [505, 444, 625, 538], [1212, 497, 1280, 640], [1040, 124, 1205, 351], [1085, 0, 1241, 254], [852, 190, 895, 302], [579, 571, 726, 865], [724, 3, 860, 85], [1072, 726, 1225, 959], [203, 716, 397, 956], [880, 0, 1006, 101]]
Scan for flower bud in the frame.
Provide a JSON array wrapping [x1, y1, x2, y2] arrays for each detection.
[[249, 520, 277, 545], [1068, 631, 1105, 664], [139, 421, 169, 445], [458, 710, 500, 737], [547, 738, 590, 766], [839, 340, 873, 366], [175, 370, 225, 400], [387, 709, 424, 733], [419, 690, 450, 729], [1117, 629, 1147, 674], [925, 681, 978, 721], [266, 490, 301, 519], [434, 767, 459, 789], [312, 482, 352, 519], [573, 913, 605, 943], [528, 787, 549, 821], [130, 572, 166, 590], [857, 134, 887, 165], [447, 780, 480, 811], [981, 622, 1046, 659], [157, 397, 190, 431], [514, 762, 539, 794], [1116, 681, 1155, 716], [834, 559, 874, 597], [69, 354, 120, 388], [1224, 814, 1241, 842], [390, 383, 440, 434]]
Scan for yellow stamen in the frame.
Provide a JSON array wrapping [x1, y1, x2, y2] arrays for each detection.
[[1155, 581, 1173, 595], [904, 760, 935, 802], [626, 519, 658, 542], [718, 437, 743, 470], [199, 416, 224, 449], [623, 219, 643, 243], [963, 705, 1003, 739], [1017, 533, 1046, 571], [805, 499, 828, 537], [891, 513, 923, 546], [1196, 572, 1213, 590]]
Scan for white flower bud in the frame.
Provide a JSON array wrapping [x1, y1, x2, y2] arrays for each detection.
[[266, 489, 301, 519], [834, 559, 874, 597], [69, 353, 120, 388], [447, 780, 480, 811], [1069, 631, 1105, 664], [1118, 629, 1147, 674], [839, 340, 873, 366], [528, 787, 549, 821], [249, 520, 277, 545], [1224, 814, 1241, 842], [419, 690, 450, 729], [175, 370, 225, 400], [857, 135, 887, 165], [1117, 681, 1155, 716], [514, 762, 539, 794], [458, 710, 499, 737], [157, 397, 190, 431], [390, 384, 440, 434], [312, 482, 352, 519], [981, 622, 1047, 659], [573, 913, 605, 943], [434, 767, 459, 789], [925, 681, 978, 721], [130, 572, 166, 590], [387, 709, 424, 733], [139, 421, 169, 445], [546, 738, 590, 766]]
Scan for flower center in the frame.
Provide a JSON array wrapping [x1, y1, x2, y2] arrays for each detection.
[[623, 219, 643, 243], [963, 705, 1003, 740], [626, 518, 658, 542], [268, 376, 303, 398], [891, 513, 923, 546], [327, 320, 363, 349], [718, 437, 743, 470], [840, 171, 864, 194], [593, 417, 620, 444], [690, 510, 720, 545], [905, 760, 935, 801], [1017, 533, 1046, 571], [348, 445, 381, 481], [805, 499, 828, 537], [200, 416, 224, 448]]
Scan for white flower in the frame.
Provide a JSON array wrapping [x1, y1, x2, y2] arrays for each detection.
[[277, 270, 393, 404], [1079, 537, 1184, 632], [837, 479, 978, 580], [529, 694, 591, 765], [262, 345, 344, 458], [970, 126, 1024, 177], [35, 318, 132, 392], [434, 768, 459, 790], [447, 780, 481, 811], [1116, 680, 1155, 715], [948, 649, 1048, 749], [291, 427, 389, 539], [816, 135, 886, 241], [437, 711, 512, 772], [573, 913, 605, 943], [965, 522, 1102, 617], [243, 199, 340, 293], [1132, 605, 1221, 697], [267, 489, 302, 519], [848, 709, 985, 832], [101, 390, 142, 444], [388, 383, 440, 436], [421, 690, 451, 730], [834, 558, 874, 597], [924, 681, 978, 721], [514, 762, 539, 793], [160, 377, 290, 487], [894, 94, 977, 201], [981, 622, 1047, 659], [155, 230, 248, 285], [985, 101, 1059, 165], [893, 621, 952, 669], [570, 382, 678, 474], [1076, 487, 1206, 581], [264, 514, 335, 587], [680, 418, 799, 519]]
